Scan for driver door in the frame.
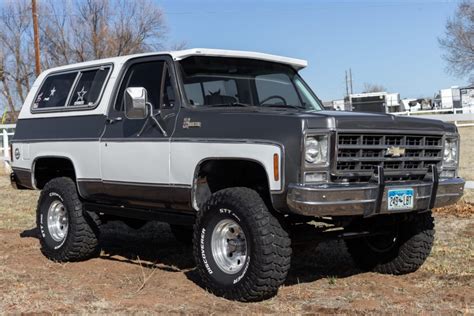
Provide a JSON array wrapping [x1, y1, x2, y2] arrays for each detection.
[[99, 57, 179, 206]]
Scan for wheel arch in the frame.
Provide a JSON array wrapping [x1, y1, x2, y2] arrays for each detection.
[[191, 157, 276, 211], [32, 155, 78, 190]]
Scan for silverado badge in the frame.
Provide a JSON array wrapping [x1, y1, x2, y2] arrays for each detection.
[[183, 117, 202, 129], [386, 146, 406, 157]]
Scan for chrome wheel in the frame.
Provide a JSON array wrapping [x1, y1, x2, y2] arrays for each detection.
[[47, 200, 69, 242], [211, 218, 248, 274]]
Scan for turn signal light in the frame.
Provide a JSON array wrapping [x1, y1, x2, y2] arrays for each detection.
[[273, 153, 279, 181]]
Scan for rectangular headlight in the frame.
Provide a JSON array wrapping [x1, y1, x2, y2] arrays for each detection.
[[304, 135, 328, 166], [443, 137, 458, 167]]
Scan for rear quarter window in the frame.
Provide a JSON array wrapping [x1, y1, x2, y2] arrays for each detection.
[[69, 67, 110, 106], [33, 72, 77, 109], [32, 65, 111, 111]]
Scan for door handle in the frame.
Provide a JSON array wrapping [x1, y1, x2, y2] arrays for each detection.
[[106, 117, 123, 124]]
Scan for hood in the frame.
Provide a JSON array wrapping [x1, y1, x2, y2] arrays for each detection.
[[206, 107, 456, 134], [303, 110, 457, 133]]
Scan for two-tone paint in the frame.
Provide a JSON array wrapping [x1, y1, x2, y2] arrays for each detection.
[[10, 48, 461, 218]]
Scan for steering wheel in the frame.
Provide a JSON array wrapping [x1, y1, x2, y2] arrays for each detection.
[[260, 95, 287, 106]]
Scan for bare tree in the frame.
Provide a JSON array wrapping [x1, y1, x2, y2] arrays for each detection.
[[0, 0, 35, 119], [439, 1, 474, 83], [40, 0, 167, 67], [362, 83, 386, 93], [169, 41, 188, 51], [0, 0, 172, 115]]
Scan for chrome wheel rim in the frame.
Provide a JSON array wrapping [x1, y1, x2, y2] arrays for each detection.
[[211, 218, 248, 274], [47, 200, 69, 242]]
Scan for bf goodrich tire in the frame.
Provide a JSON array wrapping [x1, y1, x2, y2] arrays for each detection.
[[37, 177, 100, 262], [345, 212, 435, 274], [193, 187, 291, 302]]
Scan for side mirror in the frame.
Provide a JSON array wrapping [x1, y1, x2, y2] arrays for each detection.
[[124, 87, 149, 119]]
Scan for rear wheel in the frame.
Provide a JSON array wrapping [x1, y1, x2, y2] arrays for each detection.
[[37, 177, 100, 262], [193, 187, 291, 302], [345, 212, 435, 274]]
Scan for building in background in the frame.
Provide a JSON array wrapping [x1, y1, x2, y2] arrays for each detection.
[[433, 85, 474, 113], [349, 92, 402, 113], [322, 99, 351, 111], [401, 98, 433, 112], [433, 86, 461, 110], [460, 84, 474, 113]]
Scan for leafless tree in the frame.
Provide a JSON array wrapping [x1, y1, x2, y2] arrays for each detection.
[[362, 83, 386, 93], [439, 1, 474, 84], [0, 0, 36, 120], [0, 0, 173, 116], [40, 0, 168, 67]]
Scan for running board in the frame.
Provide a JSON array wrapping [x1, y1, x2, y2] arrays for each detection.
[[83, 202, 196, 226]]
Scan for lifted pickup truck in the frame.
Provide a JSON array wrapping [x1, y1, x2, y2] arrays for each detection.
[[10, 49, 464, 301]]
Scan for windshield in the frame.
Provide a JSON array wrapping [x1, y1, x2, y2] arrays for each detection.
[[179, 56, 323, 110]]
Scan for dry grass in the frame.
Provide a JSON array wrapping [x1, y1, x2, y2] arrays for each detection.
[[0, 172, 38, 230], [458, 126, 474, 181]]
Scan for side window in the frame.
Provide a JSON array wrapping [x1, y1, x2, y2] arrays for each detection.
[[115, 61, 165, 111], [33, 72, 78, 109], [183, 82, 204, 106], [255, 73, 300, 106], [69, 67, 110, 106], [162, 67, 176, 108]]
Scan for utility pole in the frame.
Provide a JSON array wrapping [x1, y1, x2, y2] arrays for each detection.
[[345, 70, 349, 97], [31, 0, 41, 76], [349, 68, 353, 94]]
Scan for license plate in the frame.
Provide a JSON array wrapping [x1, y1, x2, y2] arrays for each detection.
[[388, 188, 414, 211]]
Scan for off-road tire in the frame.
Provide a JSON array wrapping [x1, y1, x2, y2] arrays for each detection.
[[345, 212, 435, 274], [193, 187, 291, 302], [170, 224, 193, 245], [37, 177, 100, 262]]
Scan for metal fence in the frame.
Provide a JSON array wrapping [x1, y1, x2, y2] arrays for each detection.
[[394, 107, 474, 127], [1, 124, 16, 171]]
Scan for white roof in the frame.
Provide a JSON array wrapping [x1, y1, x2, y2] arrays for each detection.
[[170, 48, 308, 70], [41, 48, 308, 75]]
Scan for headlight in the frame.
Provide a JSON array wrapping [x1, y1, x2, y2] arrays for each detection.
[[305, 135, 328, 165], [443, 138, 458, 166]]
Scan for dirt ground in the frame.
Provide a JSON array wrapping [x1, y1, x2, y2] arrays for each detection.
[[0, 176, 473, 314]]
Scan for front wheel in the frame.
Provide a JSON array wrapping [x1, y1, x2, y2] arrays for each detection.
[[193, 187, 291, 302], [37, 177, 100, 262], [345, 212, 435, 274]]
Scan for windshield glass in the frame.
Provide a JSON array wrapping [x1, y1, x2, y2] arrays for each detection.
[[179, 56, 323, 110]]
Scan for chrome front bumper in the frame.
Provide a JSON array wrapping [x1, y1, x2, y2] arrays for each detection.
[[287, 167, 465, 217]]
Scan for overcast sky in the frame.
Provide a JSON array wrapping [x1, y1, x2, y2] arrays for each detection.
[[158, 0, 464, 101]]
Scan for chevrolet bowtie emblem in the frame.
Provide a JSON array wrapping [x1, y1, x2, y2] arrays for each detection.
[[386, 146, 406, 157]]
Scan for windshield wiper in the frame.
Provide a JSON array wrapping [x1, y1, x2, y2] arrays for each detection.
[[208, 102, 252, 107]]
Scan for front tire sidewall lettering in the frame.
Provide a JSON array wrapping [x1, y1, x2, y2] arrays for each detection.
[[200, 207, 252, 286]]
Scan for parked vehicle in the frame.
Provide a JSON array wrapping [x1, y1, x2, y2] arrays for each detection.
[[10, 49, 464, 301]]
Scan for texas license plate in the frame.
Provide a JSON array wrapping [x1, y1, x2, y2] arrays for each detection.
[[388, 188, 414, 211]]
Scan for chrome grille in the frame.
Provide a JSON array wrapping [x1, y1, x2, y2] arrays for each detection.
[[336, 133, 443, 179]]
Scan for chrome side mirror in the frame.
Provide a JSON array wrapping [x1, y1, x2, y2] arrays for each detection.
[[124, 87, 149, 119]]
